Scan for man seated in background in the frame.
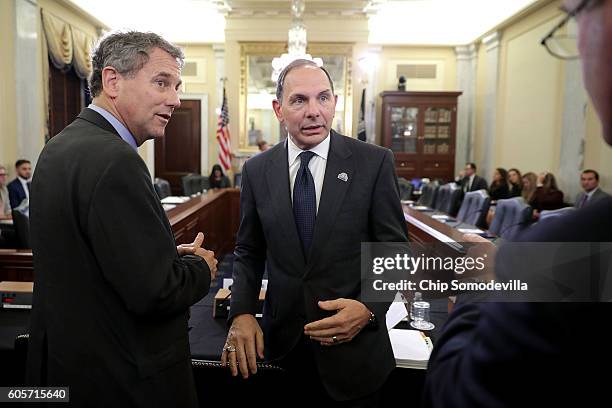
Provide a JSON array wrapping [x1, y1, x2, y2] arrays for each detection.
[[575, 169, 609, 208], [7, 159, 31, 210], [257, 139, 269, 152], [0, 165, 11, 220], [458, 162, 488, 193]]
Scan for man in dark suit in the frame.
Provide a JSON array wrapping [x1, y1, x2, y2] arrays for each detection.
[[28, 31, 217, 407], [7, 159, 32, 209], [458, 162, 488, 193], [424, 0, 612, 406], [575, 169, 609, 208], [220, 59, 408, 405]]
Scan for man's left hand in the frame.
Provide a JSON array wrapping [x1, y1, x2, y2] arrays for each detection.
[[304, 298, 371, 346]]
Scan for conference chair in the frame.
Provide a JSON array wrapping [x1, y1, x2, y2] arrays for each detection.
[[181, 174, 206, 196], [397, 177, 414, 201], [456, 190, 491, 228], [488, 197, 533, 241], [234, 173, 242, 188], [434, 183, 462, 216], [199, 176, 210, 191], [11, 210, 30, 249], [539, 206, 576, 222], [153, 178, 172, 200], [417, 182, 439, 208]]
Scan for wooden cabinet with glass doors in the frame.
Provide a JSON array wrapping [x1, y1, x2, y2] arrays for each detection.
[[380, 91, 462, 182]]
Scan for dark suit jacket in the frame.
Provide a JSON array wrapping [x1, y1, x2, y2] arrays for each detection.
[[575, 187, 610, 208], [28, 108, 211, 407], [229, 130, 408, 401], [424, 196, 612, 407], [460, 175, 488, 193], [7, 178, 27, 209]]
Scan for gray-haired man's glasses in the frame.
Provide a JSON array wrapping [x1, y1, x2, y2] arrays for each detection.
[[540, 0, 596, 60]]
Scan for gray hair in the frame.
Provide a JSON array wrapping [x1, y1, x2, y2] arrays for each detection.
[[275, 59, 334, 104], [89, 31, 184, 98]]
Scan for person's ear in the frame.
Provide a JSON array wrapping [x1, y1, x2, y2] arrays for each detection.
[[272, 99, 284, 122], [101, 66, 121, 98]]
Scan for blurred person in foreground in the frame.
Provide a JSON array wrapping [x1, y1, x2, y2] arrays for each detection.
[[425, 1, 612, 406]]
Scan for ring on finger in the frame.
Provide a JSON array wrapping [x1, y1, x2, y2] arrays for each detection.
[[224, 344, 237, 353], [332, 335, 338, 343]]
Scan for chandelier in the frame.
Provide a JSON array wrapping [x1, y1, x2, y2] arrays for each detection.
[[271, 0, 323, 82]]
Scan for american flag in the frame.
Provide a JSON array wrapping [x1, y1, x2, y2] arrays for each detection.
[[216, 87, 232, 171]]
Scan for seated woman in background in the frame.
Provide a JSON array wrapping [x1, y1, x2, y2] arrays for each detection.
[[521, 172, 538, 203], [508, 168, 522, 198], [485, 168, 511, 226], [530, 172, 564, 215], [489, 168, 510, 202], [209, 164, 231, 189]]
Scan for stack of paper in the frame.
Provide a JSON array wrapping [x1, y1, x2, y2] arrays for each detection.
[[389, 329, 433, 370], [160, 196, 190, 204], [457, 227, 484, 234]]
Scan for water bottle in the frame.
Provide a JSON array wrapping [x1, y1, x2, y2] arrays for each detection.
[[410, 292, 422, 320], [410, 293, 435, 330]]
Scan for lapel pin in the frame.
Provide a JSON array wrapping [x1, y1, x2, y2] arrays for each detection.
[[337, 172, 348, 182]]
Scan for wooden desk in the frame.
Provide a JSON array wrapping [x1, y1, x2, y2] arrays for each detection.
[[403, 205, 497, 309], [166, 188, 240, 253], [0, 188, 240, 282], [403, 205, 477, 259]]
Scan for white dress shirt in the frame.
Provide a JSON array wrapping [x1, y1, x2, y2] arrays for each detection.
[[465, 174, 475, 192], [18, 176, 30, 201], [288, 133, 330, 214]]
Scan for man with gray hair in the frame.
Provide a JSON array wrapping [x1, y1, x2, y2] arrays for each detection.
[[221, 59, 408, 405], [28, 31, 217, 407]]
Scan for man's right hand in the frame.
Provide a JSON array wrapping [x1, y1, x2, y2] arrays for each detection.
[[178, 232, 218, 280], [221, 314, 264, 378]]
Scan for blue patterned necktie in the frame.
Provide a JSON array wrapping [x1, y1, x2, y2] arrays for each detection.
[[293, 151, 317, 255]]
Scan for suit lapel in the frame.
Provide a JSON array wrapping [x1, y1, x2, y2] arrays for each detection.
[[306, 131, 354, 273], [265, 142, 305, 264]]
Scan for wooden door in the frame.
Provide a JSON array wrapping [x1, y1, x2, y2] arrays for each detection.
[[155, 99, 201, 195], [48, 59, 84, 140]]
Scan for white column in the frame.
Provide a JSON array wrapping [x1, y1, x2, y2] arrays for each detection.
[[480, 32, 501, 182], [365, 47, 381, 145], [455, 43, 478, 176], [213, 44, 226, 106], [557, 22, 587, 202], [15, 0, 44, 167]]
